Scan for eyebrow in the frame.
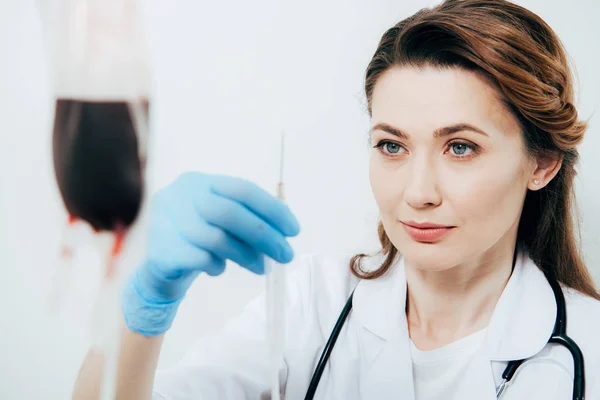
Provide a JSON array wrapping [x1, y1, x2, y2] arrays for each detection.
[[370, 122, 489, 139]]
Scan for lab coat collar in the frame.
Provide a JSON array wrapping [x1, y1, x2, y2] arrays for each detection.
[[351, 252, 414, 398], [483, 250, 556, 361], [352, 249, 556, 361], [352, 252, 407, 341]]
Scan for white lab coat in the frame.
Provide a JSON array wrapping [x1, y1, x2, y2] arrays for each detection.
[[152, 251, 600, 399]]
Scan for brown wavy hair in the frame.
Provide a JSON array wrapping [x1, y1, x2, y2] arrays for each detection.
[[350, 0, 599, 299]]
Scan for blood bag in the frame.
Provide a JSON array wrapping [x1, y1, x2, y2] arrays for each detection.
[[42, 1, 153, 399]]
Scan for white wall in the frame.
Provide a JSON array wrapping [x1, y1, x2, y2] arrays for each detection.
[[0, 0, 598, 398]]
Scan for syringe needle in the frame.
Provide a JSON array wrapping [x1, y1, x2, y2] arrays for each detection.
[[277, 130, 285, 201], [267, 129, 286, 400]]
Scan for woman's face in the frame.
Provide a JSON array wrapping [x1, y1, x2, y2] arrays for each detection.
[[369, 66, 537, 271]]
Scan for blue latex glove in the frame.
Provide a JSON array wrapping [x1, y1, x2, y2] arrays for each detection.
[[122, 172, 301, 336]]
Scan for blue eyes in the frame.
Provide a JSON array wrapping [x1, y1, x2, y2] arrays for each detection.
[[383, 142, 402, 154], [374, 140, 478, 159], [450, 142, 470, 156]]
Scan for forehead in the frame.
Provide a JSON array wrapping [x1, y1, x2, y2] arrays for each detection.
[[371, 66, 521, 137]]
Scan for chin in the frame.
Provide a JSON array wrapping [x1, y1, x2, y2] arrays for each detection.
[[404, 254, 455, 272], [392, 236, 460, 272]]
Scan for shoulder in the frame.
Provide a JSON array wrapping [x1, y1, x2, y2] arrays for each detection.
[[286, 251, 361, 299], [562, 287, 600, 385], [288, 251, 386, 293], [563, 286, 600, 339], [285, 251, 383, 325]]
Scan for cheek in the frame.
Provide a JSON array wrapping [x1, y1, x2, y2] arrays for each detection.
[[447, 162, 526, 227], [369, 156, 399, 212]]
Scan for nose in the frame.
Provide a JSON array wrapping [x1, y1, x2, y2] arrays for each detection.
[[403, 156, 442, 209]]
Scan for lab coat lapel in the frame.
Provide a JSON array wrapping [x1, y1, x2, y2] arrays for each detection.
[[358, 333, 415, 399], [451, 344, 498, 399], [452, 250, 557, 398], [350, 250, 555, 399], [484, 250, 556, 361], [352, 254, 415, 399]]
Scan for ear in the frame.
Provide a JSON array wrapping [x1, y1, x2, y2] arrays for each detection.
[[528, 152, 563, 191]]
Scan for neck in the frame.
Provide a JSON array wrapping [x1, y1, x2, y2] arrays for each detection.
[[405, 242, 516, 351]]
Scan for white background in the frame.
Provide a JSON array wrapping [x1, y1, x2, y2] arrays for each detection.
[[0, 0, 598, 398]]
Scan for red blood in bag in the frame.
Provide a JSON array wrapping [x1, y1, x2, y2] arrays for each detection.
[[52, 99, 149, 232], [59, 215, 78, 259], [111, 224, 126, 257], [104, 224, 127, 279]]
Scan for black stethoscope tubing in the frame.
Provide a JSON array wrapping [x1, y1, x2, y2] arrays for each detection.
[[304, 275, 585, 400]]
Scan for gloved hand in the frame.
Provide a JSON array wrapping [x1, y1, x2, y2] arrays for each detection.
[[122, 172, 301, 336]]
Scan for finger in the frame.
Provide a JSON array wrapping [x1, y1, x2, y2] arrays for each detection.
[[147, 228, 227, 278], [140, 238, 225, 302], [155, 188, 265, 274], [197, 190, 295, 264], [176, 217, 266, 275], [209, 175, 301, 237], [146, 210, 225, 278]]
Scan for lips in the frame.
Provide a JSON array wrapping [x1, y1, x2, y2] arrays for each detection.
[[401, 221, 455, 242]]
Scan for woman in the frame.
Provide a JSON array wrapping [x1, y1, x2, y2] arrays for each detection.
[[73, 0, 600, 398]]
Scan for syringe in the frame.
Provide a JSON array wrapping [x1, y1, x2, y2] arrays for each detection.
[[265, 130, 287, 400]]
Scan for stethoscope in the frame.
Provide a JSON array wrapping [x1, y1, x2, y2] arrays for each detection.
[[304, 274, 586, 400]]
